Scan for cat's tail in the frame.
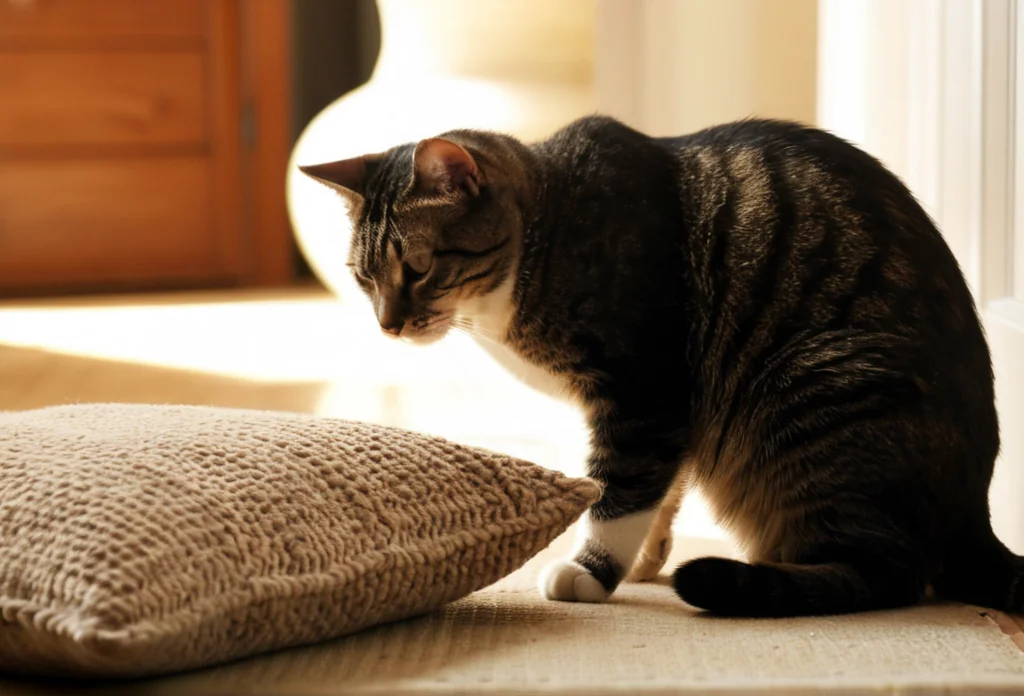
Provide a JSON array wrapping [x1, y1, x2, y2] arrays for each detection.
[[672, 529, 1024, 617], [936, 525, 1024, 614], [671, 555, 927, 617]]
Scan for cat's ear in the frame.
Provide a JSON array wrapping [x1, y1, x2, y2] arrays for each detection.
[[299, 154, 381, 203], [412, 138, 483, 197]]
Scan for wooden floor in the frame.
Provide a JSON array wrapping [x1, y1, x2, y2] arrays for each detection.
[[0, 343, 322, 414], [2, 290, 328, 414]]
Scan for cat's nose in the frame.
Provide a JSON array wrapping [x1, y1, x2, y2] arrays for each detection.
[[376, 297, 404, 336], [380, 319, 404, 336]]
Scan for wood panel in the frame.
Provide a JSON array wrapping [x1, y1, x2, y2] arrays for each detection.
[[0, 158, 230, 289], [0, 0, 296, 295], [206, 0, 245, 281], [241, 0, 295, 284], [0, 51, 206, 149], [0, 0, 205, 47]]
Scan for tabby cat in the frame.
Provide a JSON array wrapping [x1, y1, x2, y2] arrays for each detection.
[[300, 115, 1023, 617]]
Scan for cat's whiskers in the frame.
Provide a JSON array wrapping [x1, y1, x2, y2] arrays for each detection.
[[452, 317, 501, 344]]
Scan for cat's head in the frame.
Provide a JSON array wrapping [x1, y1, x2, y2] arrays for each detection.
[[300, 134, 524, 344]]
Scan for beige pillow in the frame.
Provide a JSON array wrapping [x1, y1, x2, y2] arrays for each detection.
[[0, 404, 599, 678]]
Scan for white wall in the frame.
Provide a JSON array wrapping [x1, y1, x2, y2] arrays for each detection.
[[595, 0, 818, 136]]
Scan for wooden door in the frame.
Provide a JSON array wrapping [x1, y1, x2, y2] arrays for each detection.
[[0, 0, 293, 295]]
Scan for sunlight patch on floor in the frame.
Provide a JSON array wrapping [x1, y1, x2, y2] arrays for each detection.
[[0, 293, 458, 383]]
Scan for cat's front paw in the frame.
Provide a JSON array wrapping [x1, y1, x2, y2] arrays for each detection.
[[538, 559, 610, 602]]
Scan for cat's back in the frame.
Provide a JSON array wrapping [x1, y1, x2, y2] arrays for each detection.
[[661, 118, 942, 249], [660, 117, 877, 169], [539, 115, 940, 251], [659, 117, 972, 322], [662, 118, 996, 452]]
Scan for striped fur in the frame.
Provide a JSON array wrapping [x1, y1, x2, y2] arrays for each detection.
[[305, 115, 1022, 617]]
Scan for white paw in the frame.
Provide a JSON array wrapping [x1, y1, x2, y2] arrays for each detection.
[[538, 559, 610, 603]]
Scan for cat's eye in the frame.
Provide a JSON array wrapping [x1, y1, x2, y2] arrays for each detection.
[[404, 249, 433, 279]]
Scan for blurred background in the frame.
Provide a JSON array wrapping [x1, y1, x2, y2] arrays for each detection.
[[0, 0, 1020, 550]]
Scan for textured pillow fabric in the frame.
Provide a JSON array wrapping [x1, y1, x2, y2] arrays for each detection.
[[0, 404, 600, 678]]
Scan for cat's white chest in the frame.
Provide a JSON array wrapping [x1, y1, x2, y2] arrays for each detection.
[[456, 275, 574, 402], [471, 335, 573, 402]]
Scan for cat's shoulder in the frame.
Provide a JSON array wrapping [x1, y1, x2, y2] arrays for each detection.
[[545, 115, 649, 147]]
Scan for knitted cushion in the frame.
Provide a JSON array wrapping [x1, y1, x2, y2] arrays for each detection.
[[0, 404, 600, 678]]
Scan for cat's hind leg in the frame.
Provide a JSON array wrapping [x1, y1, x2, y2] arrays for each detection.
[[675, 417, 933, 616], [627, 472, 688, 582]]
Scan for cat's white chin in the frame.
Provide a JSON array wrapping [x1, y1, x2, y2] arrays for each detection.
[[401, 325, 451, 345]]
